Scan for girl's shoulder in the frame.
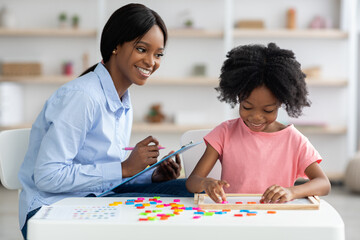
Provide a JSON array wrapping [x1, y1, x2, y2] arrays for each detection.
[[208, 118, 240, 137], [264, 121, 296, 134], [274, 121, 288, 131], [277, 123, 309, 144], [217, 118, 243, 130]]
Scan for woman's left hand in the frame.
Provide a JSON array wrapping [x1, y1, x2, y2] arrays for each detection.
[[152, 151, 181, 182]]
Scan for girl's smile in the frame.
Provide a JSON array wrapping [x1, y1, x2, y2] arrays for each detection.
[[239, 85, 283, 133], [247, 122, 266, 131]]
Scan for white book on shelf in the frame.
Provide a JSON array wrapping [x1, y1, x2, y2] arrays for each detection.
[[0, 82, 23, 126]]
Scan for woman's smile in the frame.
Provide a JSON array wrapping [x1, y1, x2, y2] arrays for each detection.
[[136, 66, 152, 77]]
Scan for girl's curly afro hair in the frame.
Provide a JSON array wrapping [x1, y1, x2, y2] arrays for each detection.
[[216, 43, 310, 118]]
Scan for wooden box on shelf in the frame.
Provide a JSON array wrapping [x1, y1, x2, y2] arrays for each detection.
[[1, 62, 42, 76], [235, 20, 264, 29], [302, 66, 322, 79]]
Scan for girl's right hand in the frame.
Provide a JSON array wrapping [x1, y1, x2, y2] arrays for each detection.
[[202, 178, 230, 203], [121, 136, 160, 178]]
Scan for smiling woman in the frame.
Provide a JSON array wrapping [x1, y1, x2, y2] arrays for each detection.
[[18, 3, 192, 240]]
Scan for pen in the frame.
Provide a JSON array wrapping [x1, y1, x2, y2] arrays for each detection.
[[122, 146, 165, 150]]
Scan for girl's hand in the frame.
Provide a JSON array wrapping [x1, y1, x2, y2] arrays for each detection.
[[260, 184, 293, 203], [152, 151, 182, 182], [202, 178, 230, 203], [121, 136, 160, 178]]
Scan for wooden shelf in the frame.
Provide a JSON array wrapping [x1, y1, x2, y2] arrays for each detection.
[[168, 28, 348, 39], [297, 172, 344, 183], [0, 75, 74, 84], [0, 122, 216, 133], [306, 78, 348, 87], [131, 122, 216, 133], [324, 172, 345, 182], [1, 75, 347, 88], [148, 76, 218, 86], [0, 76, 348, 90], [0, 124, 31, 131], [133, 123, 347, 135], [0, 123, 347, 135], [0, 75, 218, 86], [169, 28, 223, 38], [233, 29, 348, 39], [295, 125, 347, 135], [0, 28, 97, 37]]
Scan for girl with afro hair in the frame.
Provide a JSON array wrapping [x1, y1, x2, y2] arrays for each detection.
[[186, 43, 331, 203]]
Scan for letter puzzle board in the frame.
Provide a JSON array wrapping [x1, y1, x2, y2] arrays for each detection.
[[194, 193, 320, 210]]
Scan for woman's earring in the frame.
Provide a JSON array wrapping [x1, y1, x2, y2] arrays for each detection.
[[112, 50, 116, 54]]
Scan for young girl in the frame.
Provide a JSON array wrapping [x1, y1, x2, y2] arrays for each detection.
[[19, 4, 191, 239], [186, 43, 331, 203]]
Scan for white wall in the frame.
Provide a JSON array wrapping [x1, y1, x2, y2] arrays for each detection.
[[0, 0, 357, 176]]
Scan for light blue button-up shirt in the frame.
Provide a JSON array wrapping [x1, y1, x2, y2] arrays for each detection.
[[18, 63, 154, 229]]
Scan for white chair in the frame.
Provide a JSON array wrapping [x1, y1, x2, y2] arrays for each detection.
[[0, 128, 30, 190], [180, 129, 221, 179], [345, 151, 360, 193]]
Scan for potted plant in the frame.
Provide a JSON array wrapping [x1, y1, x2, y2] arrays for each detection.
[[184, 19, 193, 28], [58, 12, 67, 28], [72, 14, 79, 29]]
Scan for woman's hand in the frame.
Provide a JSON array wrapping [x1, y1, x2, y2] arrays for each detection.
[[152, 151, 182, 182], [121, 136, 160, 178], [260, 184, 294, 203], [202, 178, 230, 203]]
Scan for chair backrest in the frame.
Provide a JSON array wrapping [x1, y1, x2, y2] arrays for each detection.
[[180, 129, 221, 179], [0, 128, 30, 190]]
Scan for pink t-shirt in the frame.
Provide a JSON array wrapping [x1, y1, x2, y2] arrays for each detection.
[[204, 118, 322, 194]]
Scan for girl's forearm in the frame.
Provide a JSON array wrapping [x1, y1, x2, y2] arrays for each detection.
[[186, 175, 206, 193], [290, 177, 331, 199]]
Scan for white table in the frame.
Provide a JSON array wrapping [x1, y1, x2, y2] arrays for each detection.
[[27, 197, 344, 240]]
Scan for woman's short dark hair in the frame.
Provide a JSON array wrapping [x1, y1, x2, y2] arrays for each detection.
[[216, 43, 310, 118]]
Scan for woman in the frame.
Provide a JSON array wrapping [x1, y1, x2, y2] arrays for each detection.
[[19, 4, 191, 239]]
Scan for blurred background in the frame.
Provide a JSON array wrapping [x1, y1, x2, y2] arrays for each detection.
[[0, 0, 359, 239]]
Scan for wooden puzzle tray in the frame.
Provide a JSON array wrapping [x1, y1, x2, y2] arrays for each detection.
[[194, 193, 320, 210]]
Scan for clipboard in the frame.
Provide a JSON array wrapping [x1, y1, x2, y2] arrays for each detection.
[[97, 141, 202, 197]]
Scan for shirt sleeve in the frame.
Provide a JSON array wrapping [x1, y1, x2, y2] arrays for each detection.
[[204, 122, 227, 157], [33, 89, 122, 193], [122, 168, 156, 185], [297, 138, 322, 179]]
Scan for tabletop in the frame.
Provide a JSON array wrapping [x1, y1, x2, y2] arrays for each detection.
[[27, 196, 344, 240]]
